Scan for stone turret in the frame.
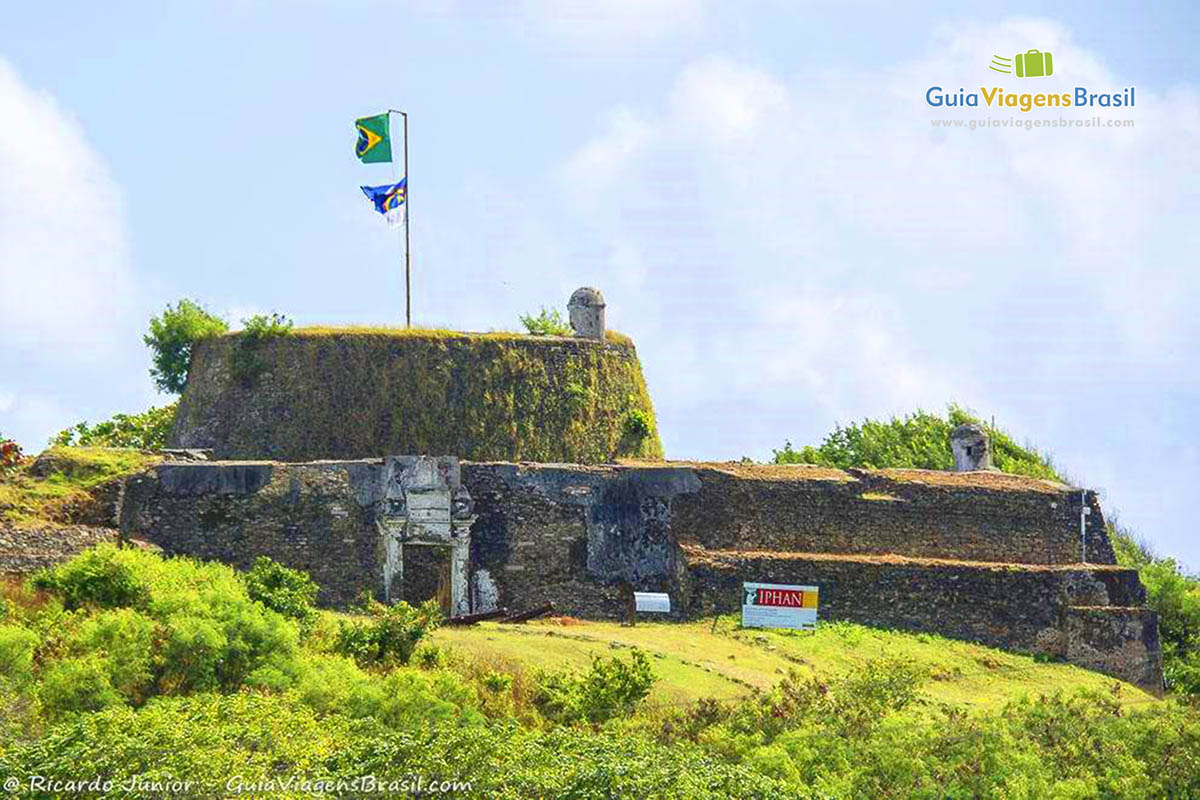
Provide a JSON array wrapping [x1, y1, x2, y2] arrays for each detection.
[[568, 287, 606, 340], [950, 423, 993, 471]]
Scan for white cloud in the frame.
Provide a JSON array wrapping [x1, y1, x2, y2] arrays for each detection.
[[515, 0, 710, 53], [0, 59, 135, 358], [554, 20, 1200, 562], [0, 59, 141, 447]]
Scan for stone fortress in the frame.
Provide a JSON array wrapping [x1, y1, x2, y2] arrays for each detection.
[[120, 289, 1163, 692]]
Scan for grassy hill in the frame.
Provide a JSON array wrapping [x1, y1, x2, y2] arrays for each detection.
[[432, 617, 1156, 712], [2, 545, 1194, 798]]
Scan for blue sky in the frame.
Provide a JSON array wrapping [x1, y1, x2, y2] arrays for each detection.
[[2, 1, 1198, 568]]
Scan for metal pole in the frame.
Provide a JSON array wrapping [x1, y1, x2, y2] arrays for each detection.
[[400, 111, 410, 328]]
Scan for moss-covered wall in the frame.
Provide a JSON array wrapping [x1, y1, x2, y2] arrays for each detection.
[[168, 329, 662, 463]]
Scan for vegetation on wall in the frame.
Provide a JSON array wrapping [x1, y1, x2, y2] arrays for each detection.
[[172, 330, 662, 463], [773, 405, 1061, 481], [230, 312, 294, 386], [520, 307, 572, 336], [0, 546, 1198, 797], [50, 404, 177, 452], [143, 299, 229, 394]]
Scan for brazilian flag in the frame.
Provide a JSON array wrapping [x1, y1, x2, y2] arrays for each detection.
[[355, 113, 392, 163]]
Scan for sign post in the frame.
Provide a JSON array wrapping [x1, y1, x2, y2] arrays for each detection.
[[742, 582, 819, 630], [634, 592, 671, 614]]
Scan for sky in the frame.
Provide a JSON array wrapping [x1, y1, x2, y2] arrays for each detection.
[[1, 1, 1197, 569]]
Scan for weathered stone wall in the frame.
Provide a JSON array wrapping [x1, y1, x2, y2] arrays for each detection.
[[123, 461, 385, 607], [671, 465, 1113, 565], [119, 457, 1159, 690], [680, 547, 1161, 691], [0, 523, 119, 575], [169, 331, 662, 464]]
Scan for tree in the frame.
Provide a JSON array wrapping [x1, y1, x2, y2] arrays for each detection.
[[144, 300, 229, 394]]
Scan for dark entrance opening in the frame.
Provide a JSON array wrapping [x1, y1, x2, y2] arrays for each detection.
[[402, 544, 452, 614]]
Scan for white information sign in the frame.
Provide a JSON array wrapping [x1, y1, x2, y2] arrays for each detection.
[[741, 582, 818, 630], [634, 592, 671, 613]]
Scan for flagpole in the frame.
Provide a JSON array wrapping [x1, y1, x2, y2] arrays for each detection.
[[390, 109, 411, 328]]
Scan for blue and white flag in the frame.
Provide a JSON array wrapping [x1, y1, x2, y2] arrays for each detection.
[[360, 177, 407, 227]]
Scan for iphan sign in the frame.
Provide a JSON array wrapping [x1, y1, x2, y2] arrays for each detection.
[[742, 582, 819, 630]]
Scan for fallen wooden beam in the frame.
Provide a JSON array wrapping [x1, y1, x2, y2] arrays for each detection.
[[499, 602, 556, 624], [445, 608, 509, 626]]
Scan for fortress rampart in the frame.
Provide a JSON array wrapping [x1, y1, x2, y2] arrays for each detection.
[[121, 457, 1163, 692], [168, 330, 661, 464]]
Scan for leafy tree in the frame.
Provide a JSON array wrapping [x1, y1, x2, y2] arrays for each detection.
[[144, 300, 229, 394], [520, 307, 571, 336], [50, 404, 176, 451]]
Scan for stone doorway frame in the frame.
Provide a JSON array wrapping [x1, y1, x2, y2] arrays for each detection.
[[377, 456, 474, 617]]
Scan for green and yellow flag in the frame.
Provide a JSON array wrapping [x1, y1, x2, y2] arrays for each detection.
[[355, 113, 392, 163]]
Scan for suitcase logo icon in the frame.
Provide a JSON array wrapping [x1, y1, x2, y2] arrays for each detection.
[[989, 50, 1054, 78]]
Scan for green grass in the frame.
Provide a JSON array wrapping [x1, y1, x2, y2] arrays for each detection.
[[431, 617, 1157, 712], [285, 326, 635, 346], [0, 447, 158, 526]]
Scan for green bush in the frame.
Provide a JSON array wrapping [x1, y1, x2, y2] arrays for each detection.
[[534, 649, 655, 724], [32, 547, 147, 610], [230, 313, 293, 385], [144, 299, 229, 394], [773, 405, 1061, 481], [333, 598, 441, 668], [70, 609, 157, 701], [51, 404, 176, 451], [0, 624, 40, 686], [622, 408, 654, 443], [38, 656, 122, 717], [31, 545, 299, 697], [243, 556, 318, 631], [519, 306, 572, 336]]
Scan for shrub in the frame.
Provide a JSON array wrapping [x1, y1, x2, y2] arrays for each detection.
[[534, 649, 655, 724], [38, 656, 122, 717], [622, 408, 654, 443], [144, 299, 229, 394], [520, 307, 571, 336], [50, 404, 176, 451], [0, 624, 40, 686], [1, 438, 22, 472], [333, 598, 441, 667], [31, 545, 300, 697], [32, 547, 147, 610], [243, 556, 318, 631], [70, 609, 157, 701], [230, 313, 293, 385]]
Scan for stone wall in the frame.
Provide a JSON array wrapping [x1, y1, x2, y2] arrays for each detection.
[[680, 547, 1161, 692], [671, 464, 1113, 565], [0, 523, 119, 575], [119, 457, 1160, 691], [169, 330, 662, 464], [122, 461, 383, 607]]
